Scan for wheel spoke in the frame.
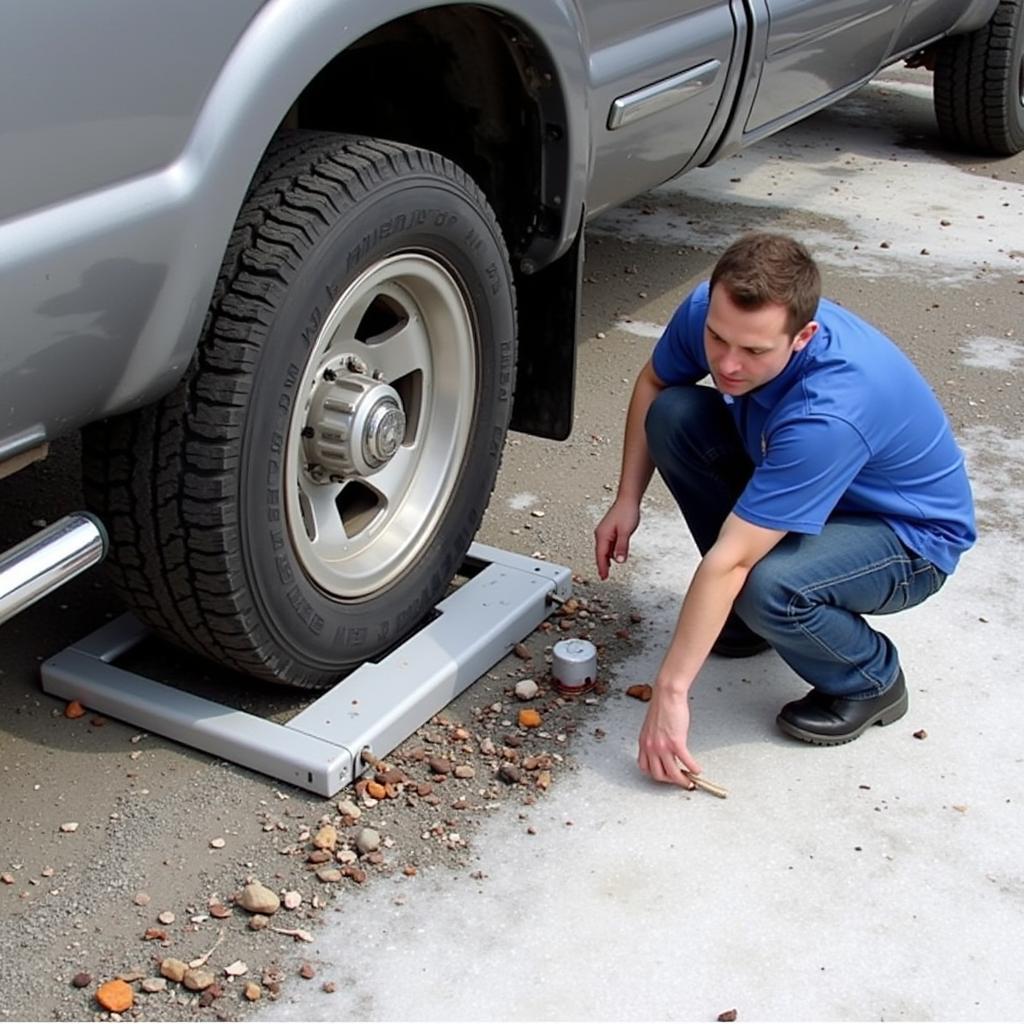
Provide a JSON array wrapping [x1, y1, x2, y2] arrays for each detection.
[[363, 446, 416, 508], [298, 477, 346, 549], [370, 317, 432, 384]]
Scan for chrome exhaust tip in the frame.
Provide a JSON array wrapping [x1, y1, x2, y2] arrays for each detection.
[[0, 513, 108, 627]]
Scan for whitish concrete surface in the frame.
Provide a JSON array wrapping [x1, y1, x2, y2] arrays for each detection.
[[260, 502, 1023, 1022], [261, 72, 1024, 1022]]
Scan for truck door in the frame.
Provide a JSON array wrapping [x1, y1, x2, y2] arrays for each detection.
[[745, 0, 907, 133], [580, 1, 737, 217]]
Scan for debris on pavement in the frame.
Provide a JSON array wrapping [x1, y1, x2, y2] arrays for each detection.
[[626, 684, 653, 701], [14, 573, 647, 1020]]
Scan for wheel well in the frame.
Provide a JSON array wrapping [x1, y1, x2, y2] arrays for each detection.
[[291, 6, 568, 268]]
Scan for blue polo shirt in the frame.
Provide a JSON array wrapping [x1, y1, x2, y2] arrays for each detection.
[[651, 282, 975, 574]]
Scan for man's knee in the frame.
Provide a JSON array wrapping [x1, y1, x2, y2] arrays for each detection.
[[735, 555, 797, 633], [645, 386, 720, 467]]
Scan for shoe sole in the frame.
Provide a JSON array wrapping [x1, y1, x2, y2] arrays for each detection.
[[776, 689, 909, 746]]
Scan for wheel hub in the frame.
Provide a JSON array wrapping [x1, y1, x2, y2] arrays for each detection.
[[305, 368, 406, 479]]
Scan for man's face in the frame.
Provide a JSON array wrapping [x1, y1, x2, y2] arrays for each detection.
[[704, 285, 817, 396]]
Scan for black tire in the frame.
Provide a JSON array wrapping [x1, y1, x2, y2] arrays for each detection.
[[83, 132, 517, 687], [934, 0, 1024, 156]]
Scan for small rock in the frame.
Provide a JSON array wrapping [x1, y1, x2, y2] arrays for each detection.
[[160, 958, 188, 983], [1, 873, 13, 885], [249, 914, 270, 931], [209, 837, 226, 849], [913, 729, 928, 740], [64, 700, 87, 719], [209, 902, 232, 919], [336, 849, 358, 865], [880, 240, 891, 248], [96, 979, 134, 1013], [630, 612, 643, 623], [403, 865, 418, 877], [337, 799, 361, 820], [427, 757, 452, 775], [454, 765, 475, 779], [312, 824, 338, 851], [283, 890, 302, 910], [514, 643, 532, 660], [718, 1011, 738, 1022], [59, 822, 79, 833], [244, 982, 262, 1002], [356, 828, 381, 854], [157, 910, 176, 925], [133, 892, 151, 906], [143, 928, 167, 941], [183, 968, 215, 992], [626, 684, 653, 702], [238, 881, 280, 915], [307, 849, 332, 864], [141, 977, 167, 994], [316, 867, 343, 883], [71, 972, 92, 988], [299, 963, 316, 980], [366, 780, 387, 800], [536, 770, 552, 790], [499, 764, 525, 785], [225, 961, 248, 977], [323, 981, 337, 993], [416, 782, 433, 797], [198, 982, 223, 1007], [479, 737, 496, 755], [514, 679, 539, 701], [518, 708, 541, 728]]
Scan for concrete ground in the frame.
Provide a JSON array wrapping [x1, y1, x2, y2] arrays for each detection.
[[1, 67, 1021, 1022], [260, 68, 1024, 1022]]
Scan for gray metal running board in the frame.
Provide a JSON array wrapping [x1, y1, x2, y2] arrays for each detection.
[[40, 543, 572, 798]]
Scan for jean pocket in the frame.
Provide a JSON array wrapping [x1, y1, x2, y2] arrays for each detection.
[[876, 556, 945, 614], [904, 556, 946, 610]]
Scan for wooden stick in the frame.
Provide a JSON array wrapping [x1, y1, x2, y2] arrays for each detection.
[[681, 769, 728, 799]]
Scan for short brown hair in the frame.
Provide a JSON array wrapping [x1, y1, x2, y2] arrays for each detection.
[[709, 233, 821, 337]]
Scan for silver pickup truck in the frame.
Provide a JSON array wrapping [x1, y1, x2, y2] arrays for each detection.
[[1, 0, 1017, 687]]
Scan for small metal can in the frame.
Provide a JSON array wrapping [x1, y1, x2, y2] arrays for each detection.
[[551, 638, 598, 695]]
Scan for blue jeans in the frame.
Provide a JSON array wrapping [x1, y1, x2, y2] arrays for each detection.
[[645, 385, 947, 699]]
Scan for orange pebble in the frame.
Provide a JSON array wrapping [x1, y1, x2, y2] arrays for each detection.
[[518, 709, 542, 728], [626, 684, 653, 702], [64, 700, 87, 719], [365, 780, 387, 799], [96, 979, 134, 1013]]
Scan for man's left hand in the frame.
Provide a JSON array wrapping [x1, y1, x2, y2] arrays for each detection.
[[638, 686, 702, 787]]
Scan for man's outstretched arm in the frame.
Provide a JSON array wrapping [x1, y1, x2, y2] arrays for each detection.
[[639, 513, 786, 786], [594, 359, 664, 579]]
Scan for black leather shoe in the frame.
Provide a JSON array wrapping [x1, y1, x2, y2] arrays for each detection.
[[711, 615, 770, 658], [777, 670, 908, 745]]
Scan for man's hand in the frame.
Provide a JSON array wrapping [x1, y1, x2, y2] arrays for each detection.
[[637, 685, 703, 787], [594, 499, 641, 580]]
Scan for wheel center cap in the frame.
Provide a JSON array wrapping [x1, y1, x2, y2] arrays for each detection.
[[305, 371, 406, 479], [364, 400, 405, 467]]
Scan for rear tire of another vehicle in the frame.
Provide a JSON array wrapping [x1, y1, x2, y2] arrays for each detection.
[[83, 131, 517, 688], [933, 0, 1024, 155]]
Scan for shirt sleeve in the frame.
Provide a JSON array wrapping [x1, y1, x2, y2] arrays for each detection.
[[651, 281, 710, 385], [734, 415, 871, 533]]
